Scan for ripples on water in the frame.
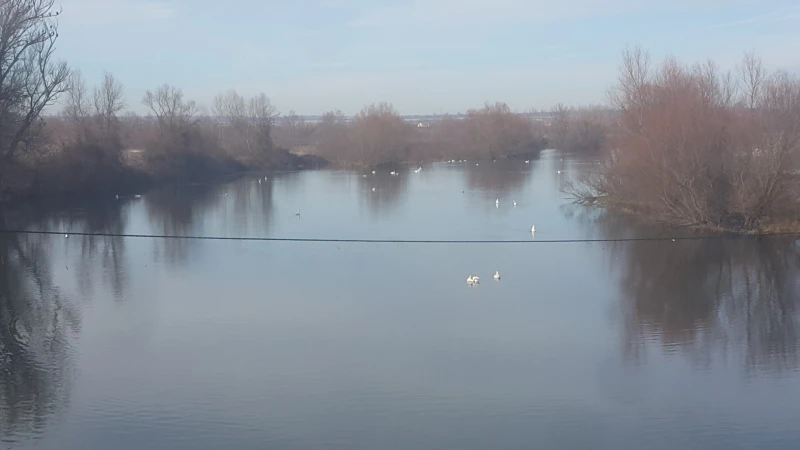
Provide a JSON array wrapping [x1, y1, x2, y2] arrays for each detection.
[[1, 151, 800, 449]]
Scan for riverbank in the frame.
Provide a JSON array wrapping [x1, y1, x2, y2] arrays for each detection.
[[573, 195, 800, 235], [0, 148, 328, 205]]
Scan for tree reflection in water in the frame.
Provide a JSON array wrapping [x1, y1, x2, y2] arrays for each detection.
[[462, 159, 535, 200], [358, 171, 410, 216], [574, 207, 800, 375], [0, 234, 79, 444]]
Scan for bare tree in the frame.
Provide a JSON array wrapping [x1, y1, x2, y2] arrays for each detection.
[[142, 84, 198, 135], [62, 70, 91, 141], [212, 89, 247, 147], [93, 72, 125, 137], [609, 46, 651, 134], [211, 90, 277, 156], [738, 51, 765, 111], [248, 93, 278, 151], [0, 0, 69, 163], [212, 89, 246, 126]]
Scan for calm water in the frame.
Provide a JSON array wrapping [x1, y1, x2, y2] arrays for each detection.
[[2, 150, 800, 449]]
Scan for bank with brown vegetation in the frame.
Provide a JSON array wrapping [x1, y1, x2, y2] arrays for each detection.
[[571, 48, 800, 233], [273, 102, 548, 168], [0, 1, 321, 202]]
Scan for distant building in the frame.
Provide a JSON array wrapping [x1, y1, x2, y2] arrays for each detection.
[[417, 122, 431, 128]]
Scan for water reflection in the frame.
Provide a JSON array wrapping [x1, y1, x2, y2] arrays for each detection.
[[573, 204, 800, 375], [617, 238, 800, 375], [358, 171, 410, 216], [144, 184, 223, 267], [0, 233, 78, 444], [2, 160, 800, 449], [462, 159, 535, 199]]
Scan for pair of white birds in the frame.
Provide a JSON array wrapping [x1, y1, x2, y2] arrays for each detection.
[[495, 199, 518, 207], [467, 271, 501, 284]]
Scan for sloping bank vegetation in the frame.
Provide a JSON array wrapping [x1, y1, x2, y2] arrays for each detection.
[[571, 47, 800, 233]]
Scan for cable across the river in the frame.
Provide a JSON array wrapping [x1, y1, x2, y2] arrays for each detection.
[[1, 229, 800, 244]]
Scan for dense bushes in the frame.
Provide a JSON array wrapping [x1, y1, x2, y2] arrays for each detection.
[[274, 101, 547, 167], [549, 105, 612, 153], [576, 48, 800, 231]]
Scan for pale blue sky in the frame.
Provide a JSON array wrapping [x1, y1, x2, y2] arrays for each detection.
[[57, 0, 800, 115]]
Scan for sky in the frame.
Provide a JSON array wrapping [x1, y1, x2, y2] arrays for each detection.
[[55, 0, 800, 115]]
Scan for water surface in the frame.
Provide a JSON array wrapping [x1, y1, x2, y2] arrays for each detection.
[[2, 151, 800, 449]]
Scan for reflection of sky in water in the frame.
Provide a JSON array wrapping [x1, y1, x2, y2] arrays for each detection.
[[2, 151, 800, 449]]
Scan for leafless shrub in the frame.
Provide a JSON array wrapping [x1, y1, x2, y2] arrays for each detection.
[[211, 90, 278, 164], [143, 84, 198, 136], [351, 102, 410, 166], [549, 104, 611, 152], [422, 102, 544, 161], [272, 110, 316, 151], [310, 110, 351, 162], [580, 47, 800, 231]]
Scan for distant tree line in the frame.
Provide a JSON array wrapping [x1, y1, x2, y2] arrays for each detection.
[[273, 101, 547, 167]]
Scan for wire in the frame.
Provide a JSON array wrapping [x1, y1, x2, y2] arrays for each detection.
[[1, 229, 799, 244]]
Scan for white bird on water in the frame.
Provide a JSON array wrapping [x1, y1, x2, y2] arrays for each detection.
[[531, 225, 536, 234], [467, 275, 480, 285], [134, 194, 142, 199], [496, 199, 500, 206], [115, 194, 119, 200], [475, 163, 480, 166], [372, 170, 376, 174], [557, 170, 561, 174], [371, 187, 376, 192], [494, 271, 501, 280], [64, 234, 69, 239], [513, 201, 517, 207], [525, 160, 530, 164], [363, 174, 367, 178], [258, 179, 262, 184], [414, 167, 422, 173]]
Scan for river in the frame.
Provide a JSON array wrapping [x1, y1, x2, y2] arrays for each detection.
[[2, 150, 799, 449]]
